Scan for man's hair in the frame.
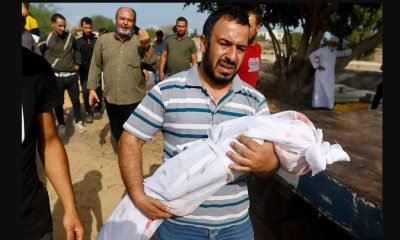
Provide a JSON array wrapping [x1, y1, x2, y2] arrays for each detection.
[[156, 30, 163, 36], [115, 7, 136, 21], [98, 27, 108, 34], [22, 1, 29, 8], [51, 13, 66, 23], [248, 9, 262, 26], [202, 6, 249, 39], [176, 16, 188, 25], [80, 17, 93, 26]]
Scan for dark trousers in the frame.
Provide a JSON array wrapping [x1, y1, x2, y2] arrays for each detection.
[[105, 99, 140, 142], [54, 74, 83, 125], [371, 82, 383, 109], [39, 231, 53, 240], [80, 78, 103, 115]]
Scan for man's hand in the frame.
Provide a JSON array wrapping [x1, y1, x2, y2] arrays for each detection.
[[88, 89, 99, 107], [226, 135, 279, 176], [132, 193, 172, 220], [159, 71, 165, 81], [143, 69, 149, 81], [138, 28, 150, 47], [317, 65, 325, 71], [63, 210, 85, 240]]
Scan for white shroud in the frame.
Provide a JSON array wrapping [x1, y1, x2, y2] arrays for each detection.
[[96, 110, 350, 240]]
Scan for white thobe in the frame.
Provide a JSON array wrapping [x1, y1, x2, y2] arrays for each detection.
[[309, 46, 352, 109], [96, 110, 350, 240]]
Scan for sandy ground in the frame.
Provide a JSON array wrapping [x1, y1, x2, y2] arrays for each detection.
[[38, 57, 382, 239], [38, 100, 164, 240]]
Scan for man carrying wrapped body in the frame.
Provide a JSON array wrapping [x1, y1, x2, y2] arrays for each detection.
[[97, 110, 350, 240]]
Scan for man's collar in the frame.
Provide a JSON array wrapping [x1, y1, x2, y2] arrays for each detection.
[[174, 34, 187, 40], [83, 33, 96, 39], [113, 31, 133, 42], [52, 31, 68, 38]]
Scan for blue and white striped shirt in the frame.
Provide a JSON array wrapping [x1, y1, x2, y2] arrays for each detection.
[[124, 64, 269, 229]]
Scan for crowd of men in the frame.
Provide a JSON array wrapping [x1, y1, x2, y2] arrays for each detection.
[[22, 2, 365, 240]]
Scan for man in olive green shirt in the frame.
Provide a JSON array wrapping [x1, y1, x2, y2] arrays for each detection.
[[159, 16, 197, 81], [87, 7, 156, 142]]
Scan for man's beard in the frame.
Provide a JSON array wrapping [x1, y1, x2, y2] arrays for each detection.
[[202, 45, 237, 85], [176, 31, 186, 38], [115, 26, 132, 36], [83, 32, 92, 37]]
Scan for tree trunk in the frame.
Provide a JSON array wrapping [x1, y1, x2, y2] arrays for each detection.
[[336, 27, 383, 71]]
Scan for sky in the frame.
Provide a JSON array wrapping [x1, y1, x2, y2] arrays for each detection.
[[33, 3, 211, 34]]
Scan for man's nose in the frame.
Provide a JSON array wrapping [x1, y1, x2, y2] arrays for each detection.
[[225, 46, 237, 63]]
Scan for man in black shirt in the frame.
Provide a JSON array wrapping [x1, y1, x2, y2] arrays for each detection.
[[76, 17, 103, 123], [22, 47, 84, 240]]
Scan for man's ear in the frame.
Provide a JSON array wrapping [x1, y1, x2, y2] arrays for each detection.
[[200, 34, 207, 53]]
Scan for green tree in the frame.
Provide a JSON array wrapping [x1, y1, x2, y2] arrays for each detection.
[[185, 2, 382, 106], [29, 3, 58, 34], [91, 15, 114, 32], [160, 24, 176, 36], [282, 32, 302, 50], [190, 28, 199, 38], [255, 35, 267, 42], [146, 27, 157, 41]]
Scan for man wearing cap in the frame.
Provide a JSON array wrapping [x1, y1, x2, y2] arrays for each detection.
[[309, 36, 352, 109]]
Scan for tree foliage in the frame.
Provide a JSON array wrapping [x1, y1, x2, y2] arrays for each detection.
[[91, 15, 114, 32], [29, 3, 58, 34], [282, 32, 302, 50], [190, 29, 199, 38], [185, 2, 383, 106], [146, 27, 157, 41], [160, 24, 176, 36]]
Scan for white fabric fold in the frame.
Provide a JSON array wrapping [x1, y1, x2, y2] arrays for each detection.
[[96, 110, 350, 240]]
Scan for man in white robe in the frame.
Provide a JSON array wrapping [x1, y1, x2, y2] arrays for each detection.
[[309, 36, 352, 109]]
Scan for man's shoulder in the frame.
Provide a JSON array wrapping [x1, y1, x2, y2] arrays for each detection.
[[184, 37, 196, 44], [238, 79, 266, 100], [22, 47, 52, 75], [39, 32, 51, 41], [75, 35, 84, 43], [157, 71, 190, 87], [99, 32, 113, 40]]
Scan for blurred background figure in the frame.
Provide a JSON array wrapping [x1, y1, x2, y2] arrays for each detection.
[[22, 1, 40, 42]]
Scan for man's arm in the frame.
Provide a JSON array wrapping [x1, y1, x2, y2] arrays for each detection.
[[37, 33, 48, 56], [159, 49, 167, 81], [309, 48, 325, 71], [72, 38, 81, 72], [336, 48, 352, 58], [87, 38, 103, 107], [190, 40, 198, 65], [190, 53, 197, 66], [118, 131, 172, 220], [37, 110, 84, 240]]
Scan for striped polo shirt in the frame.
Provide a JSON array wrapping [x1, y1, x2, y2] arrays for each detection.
[[123, 64, 270, 229]]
